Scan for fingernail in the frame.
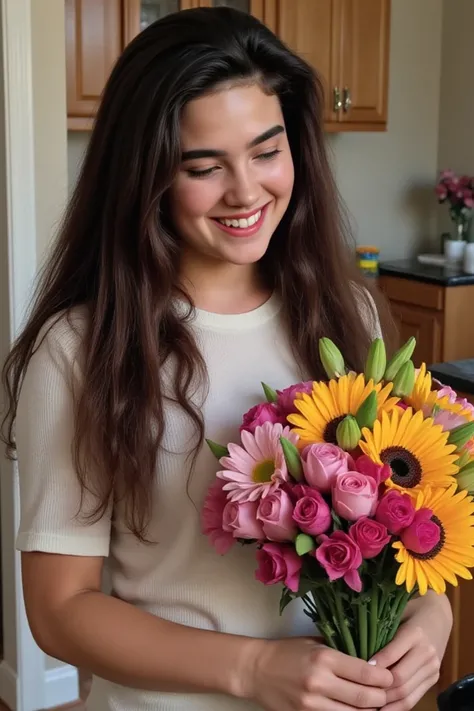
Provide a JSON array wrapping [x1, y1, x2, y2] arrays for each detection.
[[368, 659, 377, 665]]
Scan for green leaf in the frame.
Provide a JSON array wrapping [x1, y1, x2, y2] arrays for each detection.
[[295, 533, 315, 556], [279, 587, 295, 615], [280, 436, 303, 481], [205, 439, 229, 460], [261, 382, 278, 403]]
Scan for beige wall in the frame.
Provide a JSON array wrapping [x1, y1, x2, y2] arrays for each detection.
[[437, 0, 474, 236], [67, 0, 444, 262]]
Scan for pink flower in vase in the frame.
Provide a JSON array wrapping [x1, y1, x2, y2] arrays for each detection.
[[436, 184, 448, 201]]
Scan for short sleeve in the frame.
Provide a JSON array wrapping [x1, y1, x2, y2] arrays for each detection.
[[15, 312, 111, 557]]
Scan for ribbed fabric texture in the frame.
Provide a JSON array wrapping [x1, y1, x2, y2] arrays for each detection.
[[15, 295, 320, 711]]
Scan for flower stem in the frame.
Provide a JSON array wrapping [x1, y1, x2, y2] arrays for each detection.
[[384, 590, 412, 646], [304, 592, 338, 651], [368, 581, 379, 659], [334, 589, 357, 657], [358, 600, 368, 661]]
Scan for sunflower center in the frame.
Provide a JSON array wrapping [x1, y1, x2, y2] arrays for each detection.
[[380, 446, 422, 488], [252, 459, 275, 483], [323, 415, 346, 444], [411, 515, 446, 560]]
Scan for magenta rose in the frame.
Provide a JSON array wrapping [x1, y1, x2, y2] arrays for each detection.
[[222, 500, 265, 541], [257, 489, 296, 542], [375, 490, 416, 534], [332, 472, 378, 521], [400, 508, 440, 555], [276, 381, 314, 417], [255, 543, 302, 592], [315, 531, 362, 592], [240, 402, 285, 434], [201, 480, 234, 554], [349, 517, 391, 559], [301, 443, 355, 493], [354, 455, 391, 486], [292, 486, 331, 536]]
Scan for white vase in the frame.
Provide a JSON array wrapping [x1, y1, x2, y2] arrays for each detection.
[[463, 242, 474, 274], [444, 238, 466, 265]]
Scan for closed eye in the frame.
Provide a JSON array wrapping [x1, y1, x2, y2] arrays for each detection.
[[185, 149, 282, 179], [256, 149, 282, 161]]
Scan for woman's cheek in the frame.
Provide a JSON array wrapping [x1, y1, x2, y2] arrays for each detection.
[[172, 178, 221, 217]]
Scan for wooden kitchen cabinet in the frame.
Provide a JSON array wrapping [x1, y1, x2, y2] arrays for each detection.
[[66, 0, 122, 130], [378, 275, 474, 366], [66, 0, 391, 133]]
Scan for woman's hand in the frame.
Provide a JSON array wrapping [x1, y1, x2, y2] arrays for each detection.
[[371, 592, 453, 711], [244, 637, 393, 711]]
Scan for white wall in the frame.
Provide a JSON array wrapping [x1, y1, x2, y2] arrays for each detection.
[[437, 0, 474, 237], [67, 0, 444, 263]]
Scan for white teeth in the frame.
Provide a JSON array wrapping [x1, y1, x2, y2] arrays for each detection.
[[217, 209, 261, 229]]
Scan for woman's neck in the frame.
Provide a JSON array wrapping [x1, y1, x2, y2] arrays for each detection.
[[179, 253, 271, 315]]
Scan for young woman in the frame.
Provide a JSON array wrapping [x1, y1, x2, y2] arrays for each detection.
[[2, 7, 451, 711]]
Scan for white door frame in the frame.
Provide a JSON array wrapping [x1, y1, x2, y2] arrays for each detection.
[[0, 0, 79, 708]]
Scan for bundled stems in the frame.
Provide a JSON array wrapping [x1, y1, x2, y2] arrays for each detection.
[[334, 590, 357, 657], [368, 580, 379, 659], [358, 600, 368, 661]]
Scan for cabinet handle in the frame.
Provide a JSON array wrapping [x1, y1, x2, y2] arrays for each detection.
[[333, 87, 342, 112], [343, 87, 352, 113]]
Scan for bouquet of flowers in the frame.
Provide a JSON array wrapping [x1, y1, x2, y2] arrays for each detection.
[[436, 169, 474, 238], [202, 336, 474, 660]]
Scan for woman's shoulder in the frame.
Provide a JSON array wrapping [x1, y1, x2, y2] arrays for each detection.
[[32, 305, 90, 380]]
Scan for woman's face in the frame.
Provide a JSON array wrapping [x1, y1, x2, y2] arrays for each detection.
[[169, 83, 294, 268]]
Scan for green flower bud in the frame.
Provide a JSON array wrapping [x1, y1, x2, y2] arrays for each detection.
[[384, 337, 416, 382], [206, 439, 229, 460], [336, 415, 361, 451], [364, 338, 386, 384], [391, 360, 416, 397], [261, 382, 278, 403], [456, 449, 472, 469], [355, 391, 378, 429], [319, 338, 346, 379], [280, 436, 303, 481], [456, 461, 474, 493], [295, 533, 315, 556], [448, 421, 474, 451]]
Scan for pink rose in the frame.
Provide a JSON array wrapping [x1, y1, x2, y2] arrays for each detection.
[[292, 486, 331, 536], [375, 490, 415, 534], [276, 381, 314, 417], [354, 455, 391, 486], [201, 480, 234, 554], [301, 443, 355, 493], [400, 508, 440, 555], [349, 517, 390, 559], [315, 531, 362, 592], [440, 169, 455, 180], [257, 489, 296, 542], [255, 543, 302, 592], [222, 500, 265, 541], [332, 472, 378, 521], [240, 402, 285, 434], [435, 184, 447, 200]]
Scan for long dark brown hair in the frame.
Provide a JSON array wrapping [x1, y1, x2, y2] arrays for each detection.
[[1, 7, 393, 539]]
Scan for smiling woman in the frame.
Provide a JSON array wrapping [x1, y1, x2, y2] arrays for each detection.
[[1, 5, 450, 711]]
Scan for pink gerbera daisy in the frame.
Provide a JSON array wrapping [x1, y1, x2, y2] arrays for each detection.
[[217, 422, 298, 503]]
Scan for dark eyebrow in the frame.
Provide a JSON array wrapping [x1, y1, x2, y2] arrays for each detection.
[[181, 124, 285, 162]]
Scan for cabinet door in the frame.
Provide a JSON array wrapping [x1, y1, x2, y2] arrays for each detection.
[[276, 0, 341, 123], [66, 0, 122, 130], [390, 302, 443, 367], [338, 0, 390, 127], [124, 1, 199, 43]]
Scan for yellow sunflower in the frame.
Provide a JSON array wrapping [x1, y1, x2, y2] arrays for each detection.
[[287, 372, 398, 448], [393, 485, 474, 595], [406, 363, 472, 417], [359, 407, 459, 491]]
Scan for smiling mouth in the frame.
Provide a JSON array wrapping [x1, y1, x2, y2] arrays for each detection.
[[215, 209, 262, 230]]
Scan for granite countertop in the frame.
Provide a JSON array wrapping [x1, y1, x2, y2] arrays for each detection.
[[429, 359, 474, 395], [378, 259, 474, 286]]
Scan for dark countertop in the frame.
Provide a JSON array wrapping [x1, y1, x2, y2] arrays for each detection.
[[429, 359, 474, 395], [378, 259, 474, 286]]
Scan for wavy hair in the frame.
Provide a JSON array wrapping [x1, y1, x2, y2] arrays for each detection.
[[1, 7, 394, 539]]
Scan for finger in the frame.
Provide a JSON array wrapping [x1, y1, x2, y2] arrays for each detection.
[[382, 673, 439, 711], [325, 676, 388, 709], [306, 696, 378, 711], [370, 625, 419, 669], [385, 658, 439, 704], [387, 646, 438, 698], [323, 650, 393, 688]]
